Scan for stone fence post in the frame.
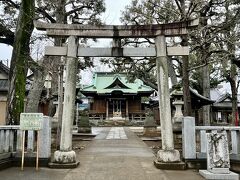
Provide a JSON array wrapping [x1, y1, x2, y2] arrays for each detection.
[[231, 130, 240, 155], [182, 116, 196, 159], [39, 116, 51, 158], [200, 130, 207, 154]]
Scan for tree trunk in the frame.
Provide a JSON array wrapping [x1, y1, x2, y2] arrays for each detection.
[[48, 0, 66, 117], [168, 58, 178, 86], [225, 1, 238, 125], [6, 0, 35, 125], [227, 33, 238, 125], [202, 63, 211, 125], [199, 12, 211, 125], [178, 0, 192, 116], [181, 33, 192, 116], [25, 57, 50, 113], [54, 0, 66, 149], [182, 41, 192, 116], [47, 58, 58, 116], [229, 64, 238, 125]]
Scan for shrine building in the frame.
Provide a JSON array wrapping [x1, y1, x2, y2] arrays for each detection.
[[81, 72, 153, 121]]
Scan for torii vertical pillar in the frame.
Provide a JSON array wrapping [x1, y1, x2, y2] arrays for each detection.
[[51, 36, 79, 167], [154, 36, 184, 169]]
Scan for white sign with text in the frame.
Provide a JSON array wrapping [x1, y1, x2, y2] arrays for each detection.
[[20, 113, 43, 130]]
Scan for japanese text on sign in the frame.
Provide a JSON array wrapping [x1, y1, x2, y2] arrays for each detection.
[[20, 113, 43, 130]]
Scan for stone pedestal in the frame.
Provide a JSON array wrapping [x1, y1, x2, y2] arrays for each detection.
[[53, 150, 76, 163], [77, 111, 91, 133], [154, 160, 186, 170], [49, 150, 79, 168], [199, 170, 239, 180], [156, 149, 180, 162], [143, 110, 158, 137], [154, 149, 185, 170], [199, 131, 239, 179], [143, 127, 157, 137]]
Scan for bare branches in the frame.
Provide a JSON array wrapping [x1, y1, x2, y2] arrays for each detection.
[[188, 59, 219, 72], [35, 7, 56, 23], [0, 23, 14, 46], [0, 37, 14, 45], [0, 0, 20, 9], [174, 0, 182, 14], [65, 5, 92, 17]]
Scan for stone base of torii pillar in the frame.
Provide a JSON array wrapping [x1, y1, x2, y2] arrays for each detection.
[[154, 150, 186, 170], [49, 151, 79, 168]]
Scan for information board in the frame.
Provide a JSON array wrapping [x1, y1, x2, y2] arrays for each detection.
[[20, 113, 43, 130]]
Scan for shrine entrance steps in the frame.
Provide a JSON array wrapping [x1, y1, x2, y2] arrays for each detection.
[[103, 119, 128, 126]]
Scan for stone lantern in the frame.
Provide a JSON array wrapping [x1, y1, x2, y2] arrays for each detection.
[[171, 89, 184, 130]]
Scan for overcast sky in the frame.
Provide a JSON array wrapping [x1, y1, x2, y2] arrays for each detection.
[[103, 0, 130, 25], [0, 0, 131, 65]]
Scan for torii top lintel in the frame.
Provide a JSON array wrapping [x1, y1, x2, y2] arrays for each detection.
[[34, 19, 198, 38]]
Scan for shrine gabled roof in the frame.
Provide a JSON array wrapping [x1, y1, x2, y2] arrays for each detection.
[[81, 72, 153, 96], [215, 93, 232, 103], [190, 87, 215, 105]]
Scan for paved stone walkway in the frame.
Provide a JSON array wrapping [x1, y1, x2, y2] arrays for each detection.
[[0, 127, 204, 180], [106, 127, 127, 139]]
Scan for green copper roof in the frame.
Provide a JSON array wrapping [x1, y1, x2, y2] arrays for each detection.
[[81, 72, 153, 95]]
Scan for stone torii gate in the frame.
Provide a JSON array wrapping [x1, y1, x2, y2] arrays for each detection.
[[35, 20, 198, 168]]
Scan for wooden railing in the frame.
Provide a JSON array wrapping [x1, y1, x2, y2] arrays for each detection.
[[182, 116, 240, 160], [88, 111, 105, 121], [0, 116, 51, 160], [87, 110, 147, 122], [129, 111, 146, 121]]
